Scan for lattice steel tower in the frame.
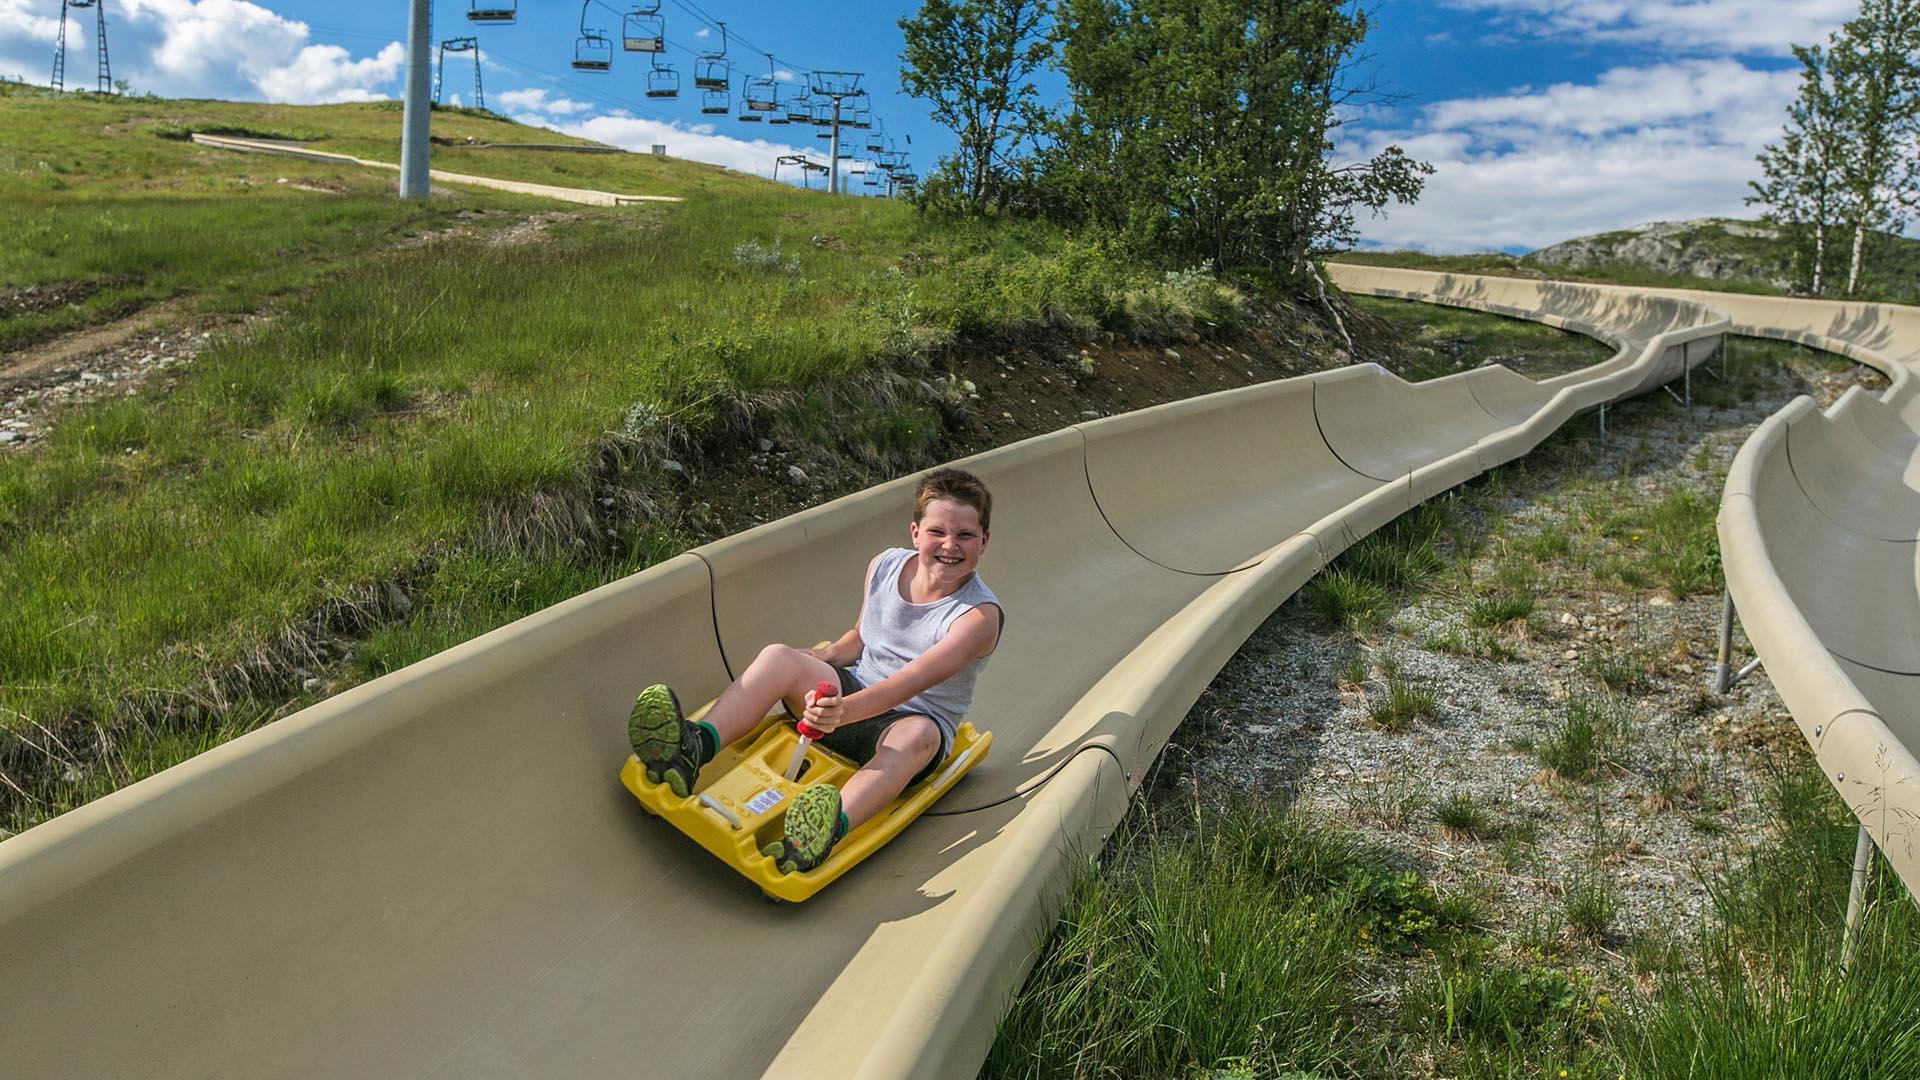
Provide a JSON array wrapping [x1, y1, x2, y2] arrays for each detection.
[[51, 0, 114, 94], [434, 37, 484, 111]]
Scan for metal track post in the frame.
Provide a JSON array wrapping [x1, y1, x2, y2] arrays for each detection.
[[1714, 588, 1734, 694], [1841, 824, 1876, 977], [399, 0, 433, 200], [1712, 587, 1763, 693]]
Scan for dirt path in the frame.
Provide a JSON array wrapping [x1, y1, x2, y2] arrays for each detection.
[[1, 300, 182, 383], [0, 302, 232, 450]]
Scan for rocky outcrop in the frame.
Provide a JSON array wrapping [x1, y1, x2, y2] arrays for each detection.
[[1529, 218, 1794, 289]]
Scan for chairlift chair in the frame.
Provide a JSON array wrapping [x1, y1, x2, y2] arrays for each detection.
[[786, 92, 813, 124], [810, 100, 836, 127], [693, 20, 729, 90], [736, 86, 762, 123], [864, 129, 885, 155], [701, 87, 729, 115], [863, 174, 880, 188], [468, 0, 516, 24], [573, 33, 612, 71], [646, 56, 680, 98], [847, 105, 873, 130], [745, 77, 778, 113], [572, 1, 612, 72], [622, 4, 665, 52]]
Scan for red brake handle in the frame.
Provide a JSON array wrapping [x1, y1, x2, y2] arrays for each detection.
[[797, 680, 838, 740]]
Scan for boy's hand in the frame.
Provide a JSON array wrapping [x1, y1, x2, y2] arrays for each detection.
[[802, 686, 845, 733]]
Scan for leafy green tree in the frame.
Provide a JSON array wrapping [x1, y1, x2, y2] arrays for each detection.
[[1042, 0, 1429, 277], [1828, 0, 1920, 294], [1750, 45, 1846, 294], [897, 0, 1053, 211]]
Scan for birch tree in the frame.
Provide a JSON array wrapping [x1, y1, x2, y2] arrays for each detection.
[[898, 0, 1053, 211], [1829, 0, 1920, 294], [1751, 45, 1845, 294]]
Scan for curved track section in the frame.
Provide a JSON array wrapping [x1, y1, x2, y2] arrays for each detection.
[[1674, 287, 1920, 895], [0, 270, 1725, 1078], [1336, 265, 1920, 903]]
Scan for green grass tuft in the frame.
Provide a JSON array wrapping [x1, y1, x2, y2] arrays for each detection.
[[1466, 590, 1536, 628], [1434, 791, 1491, 839], [1369, 676, 1439, 732], [1537, 694, 1629, 781]]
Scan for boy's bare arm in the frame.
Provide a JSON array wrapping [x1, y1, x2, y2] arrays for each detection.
[[831, 606, 999, 727]]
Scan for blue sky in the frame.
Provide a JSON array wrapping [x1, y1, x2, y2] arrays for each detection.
[[3, 0, 1861, 252]]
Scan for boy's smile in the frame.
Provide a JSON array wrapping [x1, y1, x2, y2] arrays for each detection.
[[908, 498, 988, 594]]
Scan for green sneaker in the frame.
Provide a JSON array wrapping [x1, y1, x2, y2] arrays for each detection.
[[762, 784, 845, 874], [628, 684, 705, 797]]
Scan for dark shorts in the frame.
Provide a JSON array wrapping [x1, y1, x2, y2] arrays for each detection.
[[784, 667, 951, 787]]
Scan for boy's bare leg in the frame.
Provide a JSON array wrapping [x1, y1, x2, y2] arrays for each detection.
[[839, 717, 940, 829], [701, 644, 839, 746]]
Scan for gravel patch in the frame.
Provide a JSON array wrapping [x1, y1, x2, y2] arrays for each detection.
[[0, 317, 234, 452], [1164, 341, 1885, 1000]]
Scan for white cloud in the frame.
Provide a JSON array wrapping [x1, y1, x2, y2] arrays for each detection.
[[523, 110, 821, 178], [0, 0, 82, 83], [495, 87, 592, 116], [1443, 0, 1855, 56], [693, 27, 711, 39], [0, 0, 402, 102], [254, 41, 404, 103], [1346, 60, 1801, 252]]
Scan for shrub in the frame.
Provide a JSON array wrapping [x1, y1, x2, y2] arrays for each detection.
[[731, 237, 798, 274]]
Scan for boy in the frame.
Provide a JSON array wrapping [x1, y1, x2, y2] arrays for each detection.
[[630, 467, 1003, 873]]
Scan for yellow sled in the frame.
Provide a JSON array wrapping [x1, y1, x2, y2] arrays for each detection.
[[620, 696, 990, 903]]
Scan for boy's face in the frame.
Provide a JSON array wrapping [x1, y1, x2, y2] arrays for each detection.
[[909, 498, 988, 586]]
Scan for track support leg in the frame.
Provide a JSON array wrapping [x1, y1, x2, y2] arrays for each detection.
[[1597, 403, 1606, 442], [1842, 823, 1876, 977], [1713, 588, 1762, 694]]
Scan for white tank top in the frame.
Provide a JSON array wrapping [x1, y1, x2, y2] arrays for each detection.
[[849, 547, 1000, 728]]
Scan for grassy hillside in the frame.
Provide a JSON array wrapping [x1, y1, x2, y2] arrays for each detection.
[[0, 86, 1258, 828], [0, 84, 779, 351]]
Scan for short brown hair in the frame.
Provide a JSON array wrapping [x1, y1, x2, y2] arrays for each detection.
[[914, 467, 992, 532]]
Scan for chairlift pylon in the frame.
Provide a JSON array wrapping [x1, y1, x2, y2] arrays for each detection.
[[572, 1, 611, 72], [622, 3, 665, 52], [467, 0, 516, 24], [646, 54, 680, 98], [693, 20, 729, 91]]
